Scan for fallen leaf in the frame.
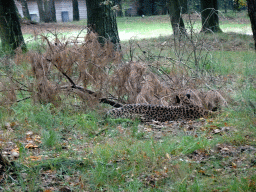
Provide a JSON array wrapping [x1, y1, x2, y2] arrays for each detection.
[[11, 148, 19, 153], [166, 153, 170, 160], [198, 170, 205, 174], [44, 190, 52, 192], [25, 143, 38, 149], [28, 156, 41, 161], [10, 122, 17, 127], [213, 129, 221, 134], [221, 147, 229, 152]]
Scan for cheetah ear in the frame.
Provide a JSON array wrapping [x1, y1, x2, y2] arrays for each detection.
[[176, 95, 181, 104], [185, 94, 191, 99]]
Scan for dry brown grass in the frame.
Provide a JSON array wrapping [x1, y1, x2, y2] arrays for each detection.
[[0, 32, 227, 111]]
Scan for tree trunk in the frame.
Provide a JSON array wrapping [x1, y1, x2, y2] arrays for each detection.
[[72, 0, 80, 21], [224, 0, 227, 13], [180, 0, 188, 14], [201, 0, 222, 33], [0, 0, 26, 52], [44, 0, 56, 23], [37, 0, 45, 22], [49, 0, 56, 22], [167, 0, 186, 36], [114, 0, 123, 17], [86, 0, 121, 49], [21, 0, 31, 20], [143, 0, 153, 15], [247, 0, 256, 50]]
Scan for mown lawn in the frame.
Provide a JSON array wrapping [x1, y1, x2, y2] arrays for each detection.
[[0, 11, 256, 191]]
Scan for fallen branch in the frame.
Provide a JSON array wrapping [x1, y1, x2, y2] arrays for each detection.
[[60, 85, 123, 108]]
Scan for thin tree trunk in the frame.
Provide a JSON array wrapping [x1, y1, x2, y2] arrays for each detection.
[[37, 0, 45, 22], [224, 0, 227, 13], [72, 0, 80, 21], [21, 0, 31, 20], [0, 0, 26, 52], [247, 0, 256, 50], [167, 0, 186, 36], [86, 0, 121, 49], [201, 0, 222, 33], [49, 0, 56, 22]]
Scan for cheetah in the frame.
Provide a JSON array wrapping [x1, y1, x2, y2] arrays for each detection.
[[107, 94, 215, 122]]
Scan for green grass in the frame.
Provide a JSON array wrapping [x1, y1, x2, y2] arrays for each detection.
[[118, 14, 251, 40], [20, 11, 252, 44], [1, 12, 256, 191]]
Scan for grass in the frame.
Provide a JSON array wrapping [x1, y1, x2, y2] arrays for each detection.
[[19, 11, 252, 45], [1, 11, 256, 191]]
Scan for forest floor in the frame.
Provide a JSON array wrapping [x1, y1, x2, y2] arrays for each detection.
[[0, 11, 256, 191]]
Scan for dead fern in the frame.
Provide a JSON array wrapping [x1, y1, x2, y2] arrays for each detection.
[[0, 31, 228, 112]]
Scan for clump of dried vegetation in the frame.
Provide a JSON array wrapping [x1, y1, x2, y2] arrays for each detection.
[[0, 30, 227, 113]]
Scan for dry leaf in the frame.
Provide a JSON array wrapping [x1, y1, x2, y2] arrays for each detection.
[[25, 143, 38, 149], [28, 155, 41, 161], [44, 189, 53, 192], [11, 148, 19, 153]]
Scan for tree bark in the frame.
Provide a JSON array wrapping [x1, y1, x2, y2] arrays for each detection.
[[86, 0, 121, 49], [114, 0, 123, 17], [44, 0, 56, 22], [180, 0, 188, 14], [37, 0, 45, 22], [0, 0, 26, 52], [21, 0, 31, 20], [72, 0, 80, 21], [247, 0, 256, 50], [201, 0, 222, 33], [49, 0, 56, 22], [143, 0, 153, 15], [167, 0, 186, 36]]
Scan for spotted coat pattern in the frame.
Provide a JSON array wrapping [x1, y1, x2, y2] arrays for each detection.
[[107, 94, 213, 122]]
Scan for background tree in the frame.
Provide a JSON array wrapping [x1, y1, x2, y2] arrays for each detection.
[[156, 0, 168, 15], [37, 0, 56, 22], [0, 0, 26, 52], [114, 0, 123, 16], [44, 0, 56, 22], [201, 0, 222, 33], [247, 0, 256, 50], [72, 0, 80, 21], [86, 0, 120, 49], [167, 0, 186, 36], [21, 0, 31, 20], [143, 0, 154, 15], [37, 0, 45, 22], [180, 0, 188, 13]]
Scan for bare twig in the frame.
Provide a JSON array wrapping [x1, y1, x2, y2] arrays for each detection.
[[17, 97, 31, 103], [60, 85, 123, 108]]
